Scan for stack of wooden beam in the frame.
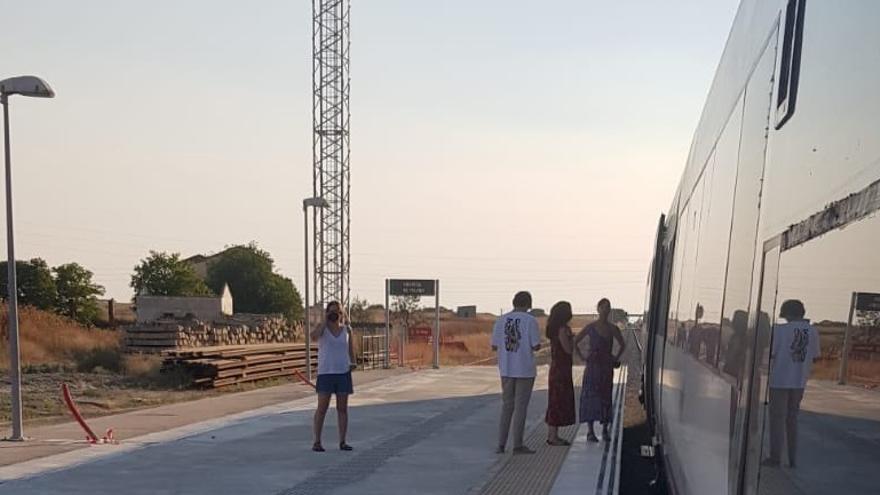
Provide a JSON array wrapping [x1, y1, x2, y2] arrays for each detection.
[[161, 343, 318, 388], [125, 316, 299, 353]]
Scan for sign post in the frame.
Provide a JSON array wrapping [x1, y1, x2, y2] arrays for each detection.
[[384, 279, 390, 369], [386, 279, 440, 369], [434, 280, 440, 369], [839, 292, 880, 384]]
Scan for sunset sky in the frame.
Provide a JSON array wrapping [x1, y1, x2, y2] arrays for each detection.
[[1, 0, 739, 314]]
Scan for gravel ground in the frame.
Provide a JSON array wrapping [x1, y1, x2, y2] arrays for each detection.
[[0, 369, 297, 426]]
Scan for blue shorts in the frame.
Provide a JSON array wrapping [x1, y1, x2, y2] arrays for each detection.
[[315, 372, 353, 396]]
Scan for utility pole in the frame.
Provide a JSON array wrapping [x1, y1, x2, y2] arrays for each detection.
[[312, 0, 351, 310]]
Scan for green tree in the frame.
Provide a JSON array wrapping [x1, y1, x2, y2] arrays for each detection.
[[392, 295, 421, 332], [206, 243, 303, 321], [349, 296, 370, 323], [53, 263, 105, 324], [0, 258, 57, 310], [130, 251, 211, 297]]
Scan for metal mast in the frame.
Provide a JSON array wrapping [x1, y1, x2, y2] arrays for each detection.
[[312, 0, 351, 309]]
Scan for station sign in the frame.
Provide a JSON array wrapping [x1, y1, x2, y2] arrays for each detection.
[[389, 279, 436, 297], [855, 292, 880, 312]]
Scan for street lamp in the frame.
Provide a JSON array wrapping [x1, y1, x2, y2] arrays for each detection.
[[302, 196, 329, 381], [1, 76, 55, 442]]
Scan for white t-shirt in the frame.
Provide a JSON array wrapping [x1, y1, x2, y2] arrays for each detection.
[[769, 320, 820, 389], [317, 325, 352, 375], [491, 311, 541, 378]]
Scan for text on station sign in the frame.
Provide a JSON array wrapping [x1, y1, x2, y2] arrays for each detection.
[[389, 279, 436, 296]]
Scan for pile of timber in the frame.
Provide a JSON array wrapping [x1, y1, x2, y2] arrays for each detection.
[[126, 315, 301, 353], [161, 343, 318, 388]]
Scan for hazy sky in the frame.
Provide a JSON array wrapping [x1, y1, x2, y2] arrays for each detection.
[[1, 1, 739, 315]]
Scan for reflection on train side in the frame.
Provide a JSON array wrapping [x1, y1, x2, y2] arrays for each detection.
[[757, 213, 880, 495]]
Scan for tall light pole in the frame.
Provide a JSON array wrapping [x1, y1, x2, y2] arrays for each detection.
[[303, 197, 329, 381], [0, 76, 55, 442]]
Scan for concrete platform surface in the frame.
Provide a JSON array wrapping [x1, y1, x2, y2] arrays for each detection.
[[0, 368, 406, 468], [757, 380, 880, 495], [0, 366, 576, 495]]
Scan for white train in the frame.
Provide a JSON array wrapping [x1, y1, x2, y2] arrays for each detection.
[[640, 1, 880, 494]]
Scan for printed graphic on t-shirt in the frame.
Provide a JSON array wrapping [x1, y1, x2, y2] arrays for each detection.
[[790, 328, 810, 363], [504, 318, 521, 352]]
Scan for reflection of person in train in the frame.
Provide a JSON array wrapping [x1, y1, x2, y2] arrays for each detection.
[[722, 310, 748, 378], [675, 321, 687, 348], [763, 300, 821, 469], [687, 303, 704, 357], [703, 321, 720, 365]]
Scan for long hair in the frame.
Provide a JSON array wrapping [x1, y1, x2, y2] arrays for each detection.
[[546, 301, 573, 340]]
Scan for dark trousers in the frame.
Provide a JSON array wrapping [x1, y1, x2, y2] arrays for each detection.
[[768, 387, 805, 465]]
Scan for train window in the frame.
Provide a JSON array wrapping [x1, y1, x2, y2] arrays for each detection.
[[674, 180, 704, 352], [667, 213, 689, 348], [755, 213, 880, 495], [693, 101, 742, 368], [775, 0, 806, 129]]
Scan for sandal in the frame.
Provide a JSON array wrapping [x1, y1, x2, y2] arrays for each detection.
[[586, 432, 599, 443], [340, 442, 353, 451], [312, 442, 325, 452]]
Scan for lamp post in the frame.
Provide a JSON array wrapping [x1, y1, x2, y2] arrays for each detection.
[[1, 76, 55, 442], [302, 197, 329, 381]]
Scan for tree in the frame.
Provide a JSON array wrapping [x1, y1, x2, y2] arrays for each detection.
[[392, 295, 421, 332], [53, 263, 105, 324], [205, 243, 303, 321], [0, 258, 57, 310], [349, 296, 370, 323], [131, 251, 211, 297]]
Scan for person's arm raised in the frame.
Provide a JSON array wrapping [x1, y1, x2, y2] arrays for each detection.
[[310, 323, 324, 341]]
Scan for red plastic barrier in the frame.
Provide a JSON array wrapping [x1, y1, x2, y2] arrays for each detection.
[[293, 369, 317, 390], [61, 383, 100, 443]]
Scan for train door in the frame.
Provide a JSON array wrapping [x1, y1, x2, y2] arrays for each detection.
[[724, 22, 780, 495], [742, 239, 781, 495], [644, 214, 666, 431]]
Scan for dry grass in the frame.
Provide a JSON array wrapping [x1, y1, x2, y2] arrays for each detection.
[[405, 333, 496, 367], [812, 357, 880, 387], [0, 306, 122, 371], [372, 314, 599, 368]]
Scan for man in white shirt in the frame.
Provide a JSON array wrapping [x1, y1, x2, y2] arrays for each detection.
[[491, 291, 541, 454], [764, 299, 820, 468]]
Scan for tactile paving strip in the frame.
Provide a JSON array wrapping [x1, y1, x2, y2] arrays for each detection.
[[476, 422, 579, 495]]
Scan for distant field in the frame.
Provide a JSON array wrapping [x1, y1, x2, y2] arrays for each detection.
[[390, 313, 599, 368]]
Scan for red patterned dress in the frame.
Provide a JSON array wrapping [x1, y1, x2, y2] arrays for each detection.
[[545, 327, 576, 426]]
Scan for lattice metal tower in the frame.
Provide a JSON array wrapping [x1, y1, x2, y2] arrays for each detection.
[[312, 0, 351, 309]]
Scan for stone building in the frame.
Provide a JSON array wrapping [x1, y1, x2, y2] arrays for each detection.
[[135, 284, 233, 323]]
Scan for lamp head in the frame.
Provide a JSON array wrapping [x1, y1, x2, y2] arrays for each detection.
[[303, 197, 330, 209], [0, 76, 55, 99]]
